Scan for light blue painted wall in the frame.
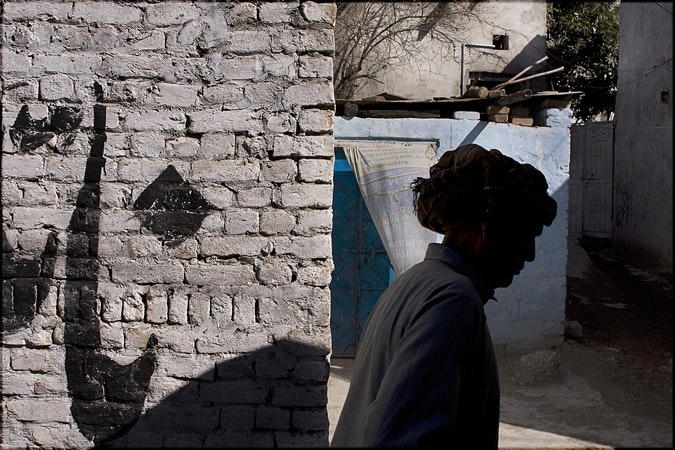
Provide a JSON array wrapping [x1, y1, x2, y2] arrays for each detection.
[[335, 114, 571, 351]]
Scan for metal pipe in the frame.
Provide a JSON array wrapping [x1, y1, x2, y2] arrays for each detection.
[[460, 42, 495, 96]]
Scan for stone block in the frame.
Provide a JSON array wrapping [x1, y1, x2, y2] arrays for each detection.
[[272, 235, 332, 259], [34, 54, 101, 75], [145, 3, 200, 26], [256, 405, 291, 430], [209, 56, 260, 81], [166, 136, 199, 159], [299, 54, 333, 78], [199, 133, 236, 159], [232, 293, 256, 325], [219, 405, 256, 430], [3, 1, 72, 20], [226, 3, 258, 25], [298, 109, 333, 133], [292, 409, 329, 430], [190, 159, 260, 183], [264, 111, 296, 134], [488, 113, 509, 123], [199, 380, 267, 405], [184, 263, 255, 286], [124, 109, 186, 132], [271, 385, 327, 407], [237, 187, 273, 208], [260, 2, 297, 23], [278, 183, 332, 208], [3, 155, 45, 180], [301, 1, 337, 25], [261, 159, 298, 183], [73, 2, 142, 24], [224, 208, 259, 234], [111, 260, 184, 284], [257, 261, 293, 285], [452, 111, 480, 120], [261, 54, 297, 79], [282, 80, 334, 107], [226, 31, 273, 54], [276, 430, 329, 447], [146, 288, 168, 324], [161, 355, 216, 381], [201, 236, 270, 258], [293, 360, 329, 382], [298, 158, 333, 182], [564, 319, 584, 340], [273, 134, 333, 158], [260, 209, 296, 235], [515, 350, 561, 385], [39, 74, 75, 101], [168, 289, 189, 325], [511, 117, 534, 127], [296, 264, 332, 287]]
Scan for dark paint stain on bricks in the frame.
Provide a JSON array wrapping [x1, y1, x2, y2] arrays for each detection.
[[3, 100, 158, 446], [9, 104, 83, 152], [133, 165, 214, 247]]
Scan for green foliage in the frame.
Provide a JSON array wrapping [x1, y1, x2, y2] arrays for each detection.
[[546, 1, 620, 122]]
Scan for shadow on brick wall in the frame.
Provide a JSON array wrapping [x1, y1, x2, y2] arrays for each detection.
[[3, 100, 329, 448], [105, 339, 330, 448]]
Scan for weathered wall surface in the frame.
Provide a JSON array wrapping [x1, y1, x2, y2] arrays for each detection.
[[1, 1, 335, 447], [355, 0, 548, 100], [613, 1, 673, 273], [336, 109, 570, 351]]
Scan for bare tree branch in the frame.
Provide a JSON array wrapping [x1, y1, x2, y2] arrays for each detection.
[[334, 1, 503, 99]]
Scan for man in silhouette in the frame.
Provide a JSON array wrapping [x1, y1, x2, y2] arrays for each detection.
[[331, 144, 557, 448]]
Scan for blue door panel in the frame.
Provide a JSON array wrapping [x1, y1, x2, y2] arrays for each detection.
[[331, 150, 392, 357]]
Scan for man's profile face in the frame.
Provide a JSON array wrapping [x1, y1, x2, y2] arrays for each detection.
[[478, 220, 538, 288]]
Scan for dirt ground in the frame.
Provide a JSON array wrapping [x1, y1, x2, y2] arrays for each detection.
[[497, 238, 673, 449], [329, 239, 673, 448], [565, 239, 672, 394]]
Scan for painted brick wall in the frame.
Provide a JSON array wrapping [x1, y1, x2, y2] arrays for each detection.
[[1, 1, 335, 447]]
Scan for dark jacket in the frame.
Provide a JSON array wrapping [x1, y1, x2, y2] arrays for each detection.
[[331, 243, 500, 448]]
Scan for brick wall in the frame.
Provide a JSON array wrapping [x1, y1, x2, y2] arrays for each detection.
[[1, 1, 335, 447]]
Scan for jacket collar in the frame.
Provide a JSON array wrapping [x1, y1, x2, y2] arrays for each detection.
[[424, 243, 497, 304]]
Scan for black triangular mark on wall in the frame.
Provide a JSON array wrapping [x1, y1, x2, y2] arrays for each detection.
[[133, 165, 214, 247]]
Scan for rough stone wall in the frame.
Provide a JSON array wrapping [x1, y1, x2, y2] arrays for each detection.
[[1, 1, 335, 447]]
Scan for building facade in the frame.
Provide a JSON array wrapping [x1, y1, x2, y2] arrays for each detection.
[[613, 1, 673, 274], [341, 0, 548, 100]]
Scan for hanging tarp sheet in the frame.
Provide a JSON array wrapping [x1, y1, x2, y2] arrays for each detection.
[[344, 142, 440, 276]]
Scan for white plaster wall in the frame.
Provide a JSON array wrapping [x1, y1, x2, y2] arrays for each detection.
[[335, 116, 570, 351], [356, 0, 548, 100], [613, 1, 673, 272]]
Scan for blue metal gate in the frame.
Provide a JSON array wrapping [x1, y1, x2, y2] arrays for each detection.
[[330, 149, 393, 357]]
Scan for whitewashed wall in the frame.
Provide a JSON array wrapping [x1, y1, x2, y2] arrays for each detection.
[[355, 0, 548, 100], [613, 1, 673, 273], [335, 113, 570, 351]]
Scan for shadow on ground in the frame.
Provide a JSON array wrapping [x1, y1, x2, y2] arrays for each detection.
[[498, 238, 672, 449]]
